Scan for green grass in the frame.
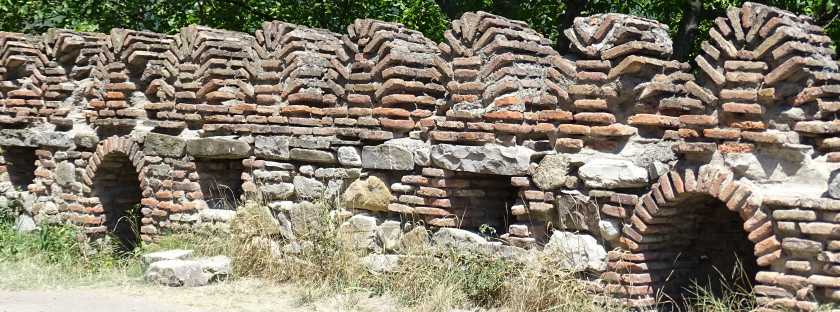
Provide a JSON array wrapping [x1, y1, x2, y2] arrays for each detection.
[[3, 207, 838, 312], [0, 221, 142, 290]]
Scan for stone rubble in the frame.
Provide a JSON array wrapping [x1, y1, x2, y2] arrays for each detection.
[[142, 250, 231, 287]]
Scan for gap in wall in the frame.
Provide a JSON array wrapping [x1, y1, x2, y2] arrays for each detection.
[[93, 153, 142, 252], [447, 172, 517, 237], [196, 160, 245, 210], [4, 146, 37, 190], [665, 195, 759, 306]]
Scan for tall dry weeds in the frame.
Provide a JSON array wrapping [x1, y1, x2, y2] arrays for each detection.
[[225, 194, 620, 311]]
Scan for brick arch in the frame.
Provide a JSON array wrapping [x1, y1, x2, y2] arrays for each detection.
[[82, 137, 145, 185], [82, 136, 147, 250], [603, 164, 781, 307]]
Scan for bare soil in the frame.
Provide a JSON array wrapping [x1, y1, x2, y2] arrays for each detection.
[[0, 279, 403, 312]]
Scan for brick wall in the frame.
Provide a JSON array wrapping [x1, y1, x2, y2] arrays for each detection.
[[0, 2, 839, 310]]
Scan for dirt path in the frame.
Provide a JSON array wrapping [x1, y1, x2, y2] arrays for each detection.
[[0, 279, 403, 312], [0, 289, 207, 312]]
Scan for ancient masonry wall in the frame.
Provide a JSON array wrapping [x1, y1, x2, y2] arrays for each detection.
[[0, 2, 839, 309]]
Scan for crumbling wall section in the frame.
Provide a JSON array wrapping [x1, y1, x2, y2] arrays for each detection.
[[0, 2, 839, 310]]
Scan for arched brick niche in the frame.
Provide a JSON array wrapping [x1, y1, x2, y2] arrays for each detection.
[[82, 137, 146, 250], [604, 165, 839, 310]]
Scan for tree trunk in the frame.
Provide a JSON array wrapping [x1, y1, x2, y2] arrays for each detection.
[[673, 0, 703, 61], [555, 0, 588, 53], [434, 0, 462, 20]]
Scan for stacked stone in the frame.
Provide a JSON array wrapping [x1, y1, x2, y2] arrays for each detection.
[[503, 175, 559, 247], [257, 21, 358, 140], [696, 3, 840, 156], [760, 195, 840, 309], [108, 29, 179, 131], [388, 167, 513, 229], [441, 11, 574, 148], [262, 22, 348, 108], [346, 19, 444, 139], [137, 134, 207, 237], [600, 166, 768, 307], [0, 33, 47, 125], [173, 26, 259, 134], [2, 5, 840, 310], [566, 14, 708, 151], [85, 30, 147, 131], [42, 30, 100, 128], [437, 13, 574, 243], [169, 39, 201, 129]]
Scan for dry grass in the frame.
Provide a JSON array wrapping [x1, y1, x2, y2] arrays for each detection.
[[227, 199, 618, 312], [4, 199, 839, 312]]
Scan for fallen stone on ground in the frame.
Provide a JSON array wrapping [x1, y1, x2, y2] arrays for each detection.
[[142, 250, 231, 287]]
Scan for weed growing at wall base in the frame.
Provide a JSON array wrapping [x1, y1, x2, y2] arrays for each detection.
[[226, 199, 620, 311], [0, 221, 141, 289]]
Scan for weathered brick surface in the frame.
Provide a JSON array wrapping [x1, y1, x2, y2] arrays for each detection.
[[1, 2, 840, 310]]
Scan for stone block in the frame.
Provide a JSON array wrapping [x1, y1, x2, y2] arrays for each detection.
[[430, 144, 533, 176], [361, 144, 414, 170], [254, 136, 290, 160], [578, 159, 648, 189], [186, 138, 251, 159], [144, 133, 186, 157]]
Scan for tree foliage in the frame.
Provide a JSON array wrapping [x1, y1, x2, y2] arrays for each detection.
[[0, 0, 837, 59]]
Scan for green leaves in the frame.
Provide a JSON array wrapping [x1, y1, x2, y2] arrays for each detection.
[[0, 0, 838, 56]]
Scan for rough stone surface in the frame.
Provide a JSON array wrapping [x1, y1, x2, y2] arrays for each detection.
[[13, 214, 36, 233], [829, 171, 840, 199], [361, 145, 414, 170], [144, 260, 206, 287], [598, 220, 621, 241], [401, 225, 431, 250], [144, 133, 186, 157], [342, 176, 391, 212], [337, 146, 362, 167], [532, 154, 570, 190], [543, 231, 607, 272], [54, 162, 76, 187], [385, 138, 431, 166], [430, 144, 533, 176], [261, 183, 295, 200], [254, 136, 290, 160], [198, 209, 236, 222], [141, 249, 194, 266], [186, 138, 251, 159], [578, 159, 649, 189], [292, 176, 325, 199], [230, 201, 281, 238], [377, 220, 402, 252], [196, 255, 232, 281], [338, 214, 379, 251], [432, 228, 487, 249]]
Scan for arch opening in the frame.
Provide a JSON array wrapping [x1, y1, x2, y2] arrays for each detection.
[[659, 193, 759, 306], [93, 152, 142, 252], [3, 146, 37, 190], [196, 160, 244, 210]]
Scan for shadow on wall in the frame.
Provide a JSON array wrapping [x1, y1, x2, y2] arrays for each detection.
[[93, 152, 143, 252], [196, 160, 244, 210], [4, 147, 37, 191], [649, 194, 759, 308]]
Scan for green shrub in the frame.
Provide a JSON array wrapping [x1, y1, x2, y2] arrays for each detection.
[[0, 198, 21, 225], [0, 222, 78, 263]]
